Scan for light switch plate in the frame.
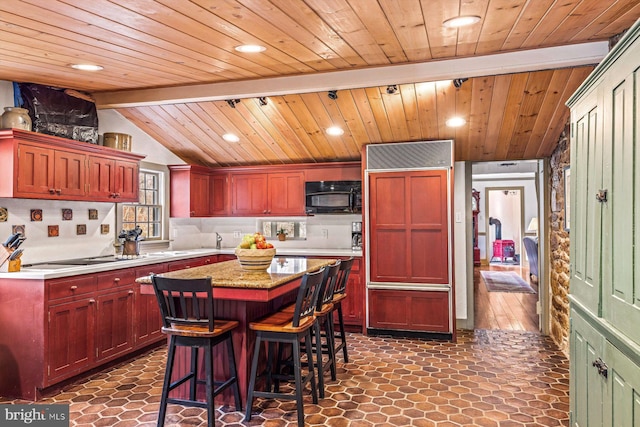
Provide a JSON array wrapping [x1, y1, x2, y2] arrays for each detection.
[[233, 231, 242, 238], [455, 212, 462, 223]]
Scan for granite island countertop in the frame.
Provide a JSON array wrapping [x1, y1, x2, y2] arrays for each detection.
[[136, 257, 335, 289]]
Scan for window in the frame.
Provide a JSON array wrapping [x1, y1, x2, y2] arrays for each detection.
[[121, 169, 162, 240]]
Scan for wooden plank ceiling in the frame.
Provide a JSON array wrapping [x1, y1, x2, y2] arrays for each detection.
[[0, 0, 638, 166]]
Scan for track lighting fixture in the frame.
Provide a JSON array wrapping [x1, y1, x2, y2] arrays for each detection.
[[453, 78, 468, 88], [327, 90, 338, 100], [226, 99, 241, 108], [386, 85, 398, 94], [258, 97, 268, 106]]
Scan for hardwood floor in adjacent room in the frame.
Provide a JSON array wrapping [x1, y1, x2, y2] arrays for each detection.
[[474, 262, 539, 331]]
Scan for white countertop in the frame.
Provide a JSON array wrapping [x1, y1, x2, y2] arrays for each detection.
[[0, 247, 362, 280]]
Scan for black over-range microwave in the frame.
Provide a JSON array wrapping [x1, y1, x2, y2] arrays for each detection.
[[305, 181, 362, 214]]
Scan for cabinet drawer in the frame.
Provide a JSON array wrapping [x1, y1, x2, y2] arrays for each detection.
[[97, 269, 136, 291], [48, 276, 98, 300]]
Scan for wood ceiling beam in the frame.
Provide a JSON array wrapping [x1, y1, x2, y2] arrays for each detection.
[[94, 41, 608, 109]]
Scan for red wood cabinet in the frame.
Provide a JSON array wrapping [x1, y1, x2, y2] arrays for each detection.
[[231, 171, 305, 216], [169, 166, 229, 217], [0, 129, 144, 202], [368, 289, 450, 332], [134, 264, 167, 348], [367, 169, 454, 336], [95, 271, 135, 363], [315, 256, 364, 332]]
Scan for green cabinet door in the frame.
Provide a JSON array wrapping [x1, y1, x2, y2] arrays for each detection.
[[570, 88, 604, 316], [570, 308, 605, 427], [603, 341, 640, 427]]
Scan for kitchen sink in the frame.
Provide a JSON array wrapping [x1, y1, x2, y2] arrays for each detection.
[[146, 251, 191, 257]]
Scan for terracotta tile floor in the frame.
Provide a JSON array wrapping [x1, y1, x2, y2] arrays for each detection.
[[1, 329, 569, 426]]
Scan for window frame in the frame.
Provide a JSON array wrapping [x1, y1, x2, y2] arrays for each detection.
[[120, 167, 165, 242]]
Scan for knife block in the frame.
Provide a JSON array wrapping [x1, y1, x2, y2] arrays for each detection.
[[0, 246, 20, 272]]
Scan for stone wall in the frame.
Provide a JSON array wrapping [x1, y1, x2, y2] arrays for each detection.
[[548, 122, 571, 353]]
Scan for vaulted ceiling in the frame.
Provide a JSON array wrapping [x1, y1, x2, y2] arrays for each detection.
[[1, 1, 638, 167]]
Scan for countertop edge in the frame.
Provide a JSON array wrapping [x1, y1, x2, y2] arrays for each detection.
[[0, 248, 362, 280]]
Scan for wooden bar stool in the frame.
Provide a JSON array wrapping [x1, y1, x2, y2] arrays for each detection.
[[332, 257, 354, 362], [151, 275, 241, 427], [245, 268, 325, 427]]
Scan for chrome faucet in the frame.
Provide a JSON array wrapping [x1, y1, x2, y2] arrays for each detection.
[[215, 232, 222, 249]]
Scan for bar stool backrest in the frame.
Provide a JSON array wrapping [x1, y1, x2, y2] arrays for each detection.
[[334, 257, 354, 296], [151, 275, 215, 332], [318, 260, 341, 310], [292, 268, 325, 327]]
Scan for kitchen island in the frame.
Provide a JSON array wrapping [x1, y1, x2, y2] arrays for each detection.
[[136, 257, 334, 402]]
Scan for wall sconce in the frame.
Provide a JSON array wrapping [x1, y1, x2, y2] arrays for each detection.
[[453, 78, 468, 88], [327, 90, 338, 100], [258, 97, 268, 106], [226, 99, 241, 108], [386, 85, 398, 94]]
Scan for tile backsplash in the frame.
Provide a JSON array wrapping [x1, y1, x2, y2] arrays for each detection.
[[0, 198, 117, 263], [170, 214, 362, 251]]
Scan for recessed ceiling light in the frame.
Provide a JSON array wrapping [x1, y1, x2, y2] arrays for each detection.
[[70, 64, 104, 71], [443, 15, 481, 28], [222, 133, 240, 143], [235, 44, 266, 53], [446, 117, 466, 127], [326, 126, 344, 136]]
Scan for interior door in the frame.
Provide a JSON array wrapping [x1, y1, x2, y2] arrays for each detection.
[[369, 170, 449, 284]]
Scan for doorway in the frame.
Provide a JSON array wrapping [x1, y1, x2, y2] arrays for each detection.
[[486, 187, 523, 263], [471, 161, 541, 332]]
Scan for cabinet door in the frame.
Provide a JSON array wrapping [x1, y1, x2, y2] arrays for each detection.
[[88, 156, 116, 200], [114, 160, 139, 201], [96, 288, 134, 362], [603, 341, 640, 426], [231, 173, 268, 215], [47, 299, 95, 382], [54, 149, 86, 197], [600, 66, 640, 346], [339, 258, 364, 326], [210, 173, 229, 216], [268, 172, 305, 215], [16, 143, 55, 195], [135, 286, 164, 347], [369, 170, 449, 284], [191, 172, 211, 216], [570, 308, 605, 427]]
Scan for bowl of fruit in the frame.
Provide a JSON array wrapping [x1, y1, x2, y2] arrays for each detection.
[[235, 232, 276, 271]]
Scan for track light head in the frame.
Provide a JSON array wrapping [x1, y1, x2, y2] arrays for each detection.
[[327, 90, 338, 100], [453, 78, 468, 88], [258, 97, 268, 106], [226, 99, 241, 108], [386, 85, 398, 94]]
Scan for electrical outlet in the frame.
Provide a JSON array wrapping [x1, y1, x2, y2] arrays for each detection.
[[233, 231, 242, 238], [322, 229, 329, 239]]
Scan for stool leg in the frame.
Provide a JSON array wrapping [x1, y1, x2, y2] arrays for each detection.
[[225, 334, 242, 410], [293, 337, 305, 427], [314, 319, 325, 398], [190, 346, 199, 401], [158, 336, 177, 427], [304, 330, 318, 405], [244, 334, 262, 422], [204, 341, 214, 427], [336, 303, 348, 362], [325, 314, 337, 381]]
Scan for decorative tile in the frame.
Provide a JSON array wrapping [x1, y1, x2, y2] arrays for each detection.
[[100, 224, 110, 234], [88, 209, 98, 220], [11, 224, 25, 236], [76, 224, 87, 235], [30, 209, 43, 221], [48, 225, 59, 237], [0, 207, 7, 222], [62, 208, 73, 221]]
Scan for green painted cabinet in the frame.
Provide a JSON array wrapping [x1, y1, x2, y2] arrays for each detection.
[[567, 18, 640, 427]]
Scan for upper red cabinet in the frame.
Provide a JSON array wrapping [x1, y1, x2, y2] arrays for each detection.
[[169, 165, 229, 217], [0, 129, 144, 202], [231, 171, 304, 216]]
